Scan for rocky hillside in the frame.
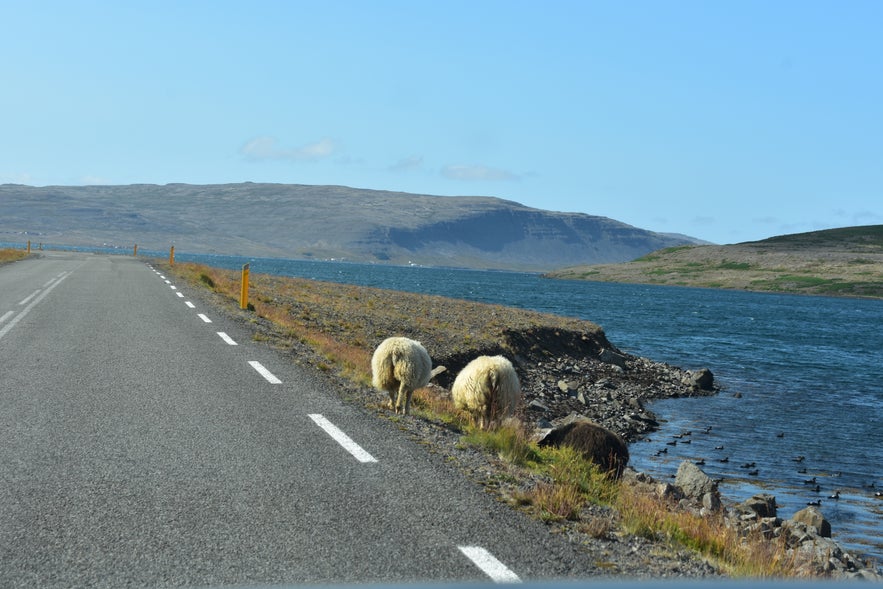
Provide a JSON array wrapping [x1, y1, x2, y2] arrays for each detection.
[[546, 225, 883, 298], [0, 182, 703, 272]]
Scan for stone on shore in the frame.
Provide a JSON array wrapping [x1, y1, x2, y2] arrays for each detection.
[[791, 506, 832, 538], [682, 367, 715, 390], [537, 417, 629, 478], [675, 460, 717, 500], [735, 493, 778, 519]]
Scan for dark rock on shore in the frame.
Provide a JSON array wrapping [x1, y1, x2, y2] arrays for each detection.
[[536, 417, 630, 478]]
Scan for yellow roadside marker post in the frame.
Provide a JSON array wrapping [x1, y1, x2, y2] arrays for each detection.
[[239, 264, 249, 309], [240, 263, 250, 310]]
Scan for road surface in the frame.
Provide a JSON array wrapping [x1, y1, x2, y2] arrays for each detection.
[[0, 252, 597, 587]]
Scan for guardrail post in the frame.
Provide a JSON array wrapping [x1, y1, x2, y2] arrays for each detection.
[[169, 245, 175, 265], [240, 263, 250, 310]]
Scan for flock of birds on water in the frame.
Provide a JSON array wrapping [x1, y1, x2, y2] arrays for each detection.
[[647, 426, 882, 508]]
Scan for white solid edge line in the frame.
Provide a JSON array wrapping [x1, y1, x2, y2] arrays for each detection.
[[197, 313, 212, 323], [248, 361, 282, 384], [458, 546, 521, 584], [308, 414, 377, 463], [217, 332, 238, 345], [185, 301, 195, 308], [18, 290, 41, 306]]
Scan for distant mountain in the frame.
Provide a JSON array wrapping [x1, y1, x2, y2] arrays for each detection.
[[0, 182, 706, 272], [545, 225, 883, 298]]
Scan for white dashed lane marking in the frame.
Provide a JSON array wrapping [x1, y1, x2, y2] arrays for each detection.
[[176, 292, 185, 298], [217, 332, 237, 346], [197, 313, 212, 323], [0, 310, 13, 324], [185, 301, 195, 308], [308, 414, 377, 463], [458, 546, 521, 583], [248, 361, 281, 384]]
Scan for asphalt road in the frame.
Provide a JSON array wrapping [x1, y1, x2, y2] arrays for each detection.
[[0, 252, 599, 588]]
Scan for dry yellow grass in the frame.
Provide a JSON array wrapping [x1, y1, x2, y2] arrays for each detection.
[[616, 485, 798, 577], [0, 248, 29, 264]]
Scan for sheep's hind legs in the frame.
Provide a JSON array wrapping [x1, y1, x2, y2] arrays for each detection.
[[395, 383, 411, 415]]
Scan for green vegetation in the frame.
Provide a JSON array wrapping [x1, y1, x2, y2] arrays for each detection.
[[717, 261, 752, 270], [634, 245, 695, 262], [546, 225, 883, 299], [758, 224, 883, 248]]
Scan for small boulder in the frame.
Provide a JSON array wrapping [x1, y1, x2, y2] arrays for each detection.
[[598, 348, 629, 369], [538, 418, 629, 478], [683, 368, 715, 390], [557, 380, 579, 394], [702, 491, 722, 513], [675, 460, 717, 500], [528, 399, 550, 413], [791, 506, 832, 538], [736, 493, 778, 519]]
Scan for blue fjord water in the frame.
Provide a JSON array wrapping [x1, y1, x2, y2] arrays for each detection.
[[16, 246, 880, 565], [175, 253, 882, 566]]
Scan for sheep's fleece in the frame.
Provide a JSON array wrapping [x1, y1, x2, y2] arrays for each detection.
[[452, 355, 520, 427], [371, 336, 432, 414]]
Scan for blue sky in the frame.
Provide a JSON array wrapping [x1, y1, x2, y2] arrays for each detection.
[[2, 0, 880, 245]]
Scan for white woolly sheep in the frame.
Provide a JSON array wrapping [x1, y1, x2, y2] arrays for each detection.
[[371, 336, 433, 415], [452, 355, 521, 429]]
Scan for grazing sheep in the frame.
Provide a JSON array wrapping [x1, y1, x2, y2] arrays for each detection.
[[538, 419, 629, 478], [452, 355, 521, 429], [371, 337, 433, 415]]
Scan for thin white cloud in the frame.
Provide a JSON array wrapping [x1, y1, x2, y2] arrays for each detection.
[[441, 164, 520, 182], [241, 136, 337, 162], [389, 155, 423, 172]]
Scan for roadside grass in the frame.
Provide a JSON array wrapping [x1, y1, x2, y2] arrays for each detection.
[[0, 248, 29, 264], [162, 259, 802, 578]]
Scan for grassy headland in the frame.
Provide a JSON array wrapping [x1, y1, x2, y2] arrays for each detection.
[[545, 225, 883, 299]]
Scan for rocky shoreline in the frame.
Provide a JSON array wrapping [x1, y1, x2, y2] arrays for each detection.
[[166, 263, 881, 579]]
